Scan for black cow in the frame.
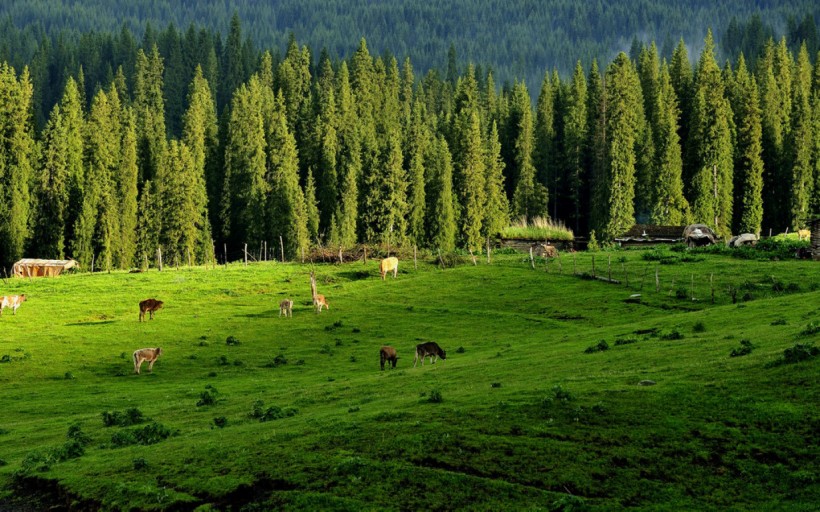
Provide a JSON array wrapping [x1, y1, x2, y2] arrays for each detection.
[[413, 341, 446, 367]]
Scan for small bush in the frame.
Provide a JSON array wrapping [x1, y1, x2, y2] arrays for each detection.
[[347, 406, 360, 413], [0, 355, 10, 363], [197, 385, 219, 406], [614, 337, 638, 346], [102, 408, 145, 427], [660, 330, 684, 340], [349, 355, 357, 363], [455, 346, 466, 354], [551, 493, 587, 512], [584, 340, 609, 353], [66, 424, 91, 446], [352, 327, 361, 333], [675, 287, 688, 299], [213, 416, 228, 428], [64, 372, 75, 380], [766, 342, 819, 368], [491, 382, 502, 388], [133, 458, 148, 470], [225, 336, 240, 346], [551, 385, 573, 402], [800, 322, 820, 337], [771, 318, 787, 326], [217, 355, 230, 366], [730, 339, 755, 357], [133, 422, 173, 445], [0, 459, 7, 467], [427, 389, 443, 403], [438, 252, 467, 268], [693, 321, 706, 333]]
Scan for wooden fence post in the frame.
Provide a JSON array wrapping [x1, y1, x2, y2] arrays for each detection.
[[607, 254, 611, 281], [244, 243, 248, 266], [655, 267, 660, 293], [339, 246, 344, 264], [280, 236, 285, 263], [529, 246, 535, 269], [157, 247, 162, 271]]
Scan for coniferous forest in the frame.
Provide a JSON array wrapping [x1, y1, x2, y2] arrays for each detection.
[[0, 8, 819, 270]]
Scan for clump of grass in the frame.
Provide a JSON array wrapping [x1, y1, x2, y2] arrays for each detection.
[[660, 330, 684, 340], [693, 321, 706, 333], [456, 346, 466, 354], [765, 342, 819, 368], [500, 216, 574, 241], [800, 322, 820, 337], [212, 416, 228, 428], [249, 400, 298, 421], [730, 339, 755, 357], [551, 385, 574, 402], [225, 336, 240, 346], [427, 389, 443, 403], [111, 423, 173, 447], [584, 340, 609, 354], [771, 318, 787, 326], [102, 408, 146, 427], [196, 385, 219, 407], [491, 382, 502, 388], [133, 458, 148, 470], [614, 337, 639, 346]]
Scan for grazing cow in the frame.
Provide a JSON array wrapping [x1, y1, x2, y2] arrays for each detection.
[[313, 294, 329, 313], [139, 299, 164, 322], [413, 341, 446, 367], [798, 229, 810, 241], [379, 257, 399, 280], [279, 298, 294, 317], [380, 346, 398, 370], [0, 294, 26, 316], [133, 347, 162, 374]]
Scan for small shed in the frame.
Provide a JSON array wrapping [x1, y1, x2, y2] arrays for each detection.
[[683, 224, 717, 248], [812, 218, 820, 261], [13, 259, 77, 277]]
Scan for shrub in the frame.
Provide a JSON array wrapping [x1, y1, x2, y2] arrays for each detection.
[[197, 386, 219, 406], [660, 330, 684, 340], [584, 340, 609, 353], [491, 382, 502, 388], [800, 322, 820, 337], [551, 493, 587, 511], [501, 216, 574, 241], [133, 422, 173, 445], [225, 336, 240, 346], [102, 408, 145, 427], [64, 372, 75, 380], [66, 425, 91, 446], [615, 337, 639, 346], [766, 342, 819, 368], [456, 346, 466, 354], [133, 458, 148, 470], [427, 389, 443, 403], [730, 339, 755, 357], [693, 321, 706, 333], [551, 385, 573, 402], [213, 416, 228, 428], [675, 287, 688, 299], [217, 355, 230, 366], [771, 318, 787, 326], [0, 459, 7, 467]]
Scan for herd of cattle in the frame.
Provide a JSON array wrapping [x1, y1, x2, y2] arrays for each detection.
[[128, 256, 446, 375]]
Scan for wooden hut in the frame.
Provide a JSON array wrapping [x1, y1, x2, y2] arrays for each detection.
[[13, 259, 77, 277]]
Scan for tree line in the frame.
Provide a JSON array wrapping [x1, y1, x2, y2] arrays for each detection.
[[0, 20, 819, 270]]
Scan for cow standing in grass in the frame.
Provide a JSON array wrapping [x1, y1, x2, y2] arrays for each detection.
[[414, 342, 446, 367], [139, 299, 163, 321], [279, 299, 294, 317], [0, 294, 26, 316], [379, 257, 399, 280], [133, 347, 162, 374], [380, 346, 398, 370]]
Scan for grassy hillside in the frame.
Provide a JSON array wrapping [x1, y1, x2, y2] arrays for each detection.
[[1, 251, 818, 510]]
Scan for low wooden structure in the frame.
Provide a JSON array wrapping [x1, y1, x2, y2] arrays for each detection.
[[614, 225, 685, 247], [12, 259, 77, 278]]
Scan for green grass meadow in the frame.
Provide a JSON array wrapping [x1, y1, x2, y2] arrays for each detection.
[[1, 250, 818, 510]]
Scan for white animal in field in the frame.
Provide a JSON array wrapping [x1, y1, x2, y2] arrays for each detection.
[[379, 257, 399, 280], [279, 299, 294, 317], [313, 294, 329, 313], [133, 347, 162, 374], [0, 294, 26, 316]]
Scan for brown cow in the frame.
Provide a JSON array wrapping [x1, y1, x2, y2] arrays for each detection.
[[313, 294, 329, 313], [413, 341, 446, 367], [139, 299, 163, 322], [133, 347, 162, 374], [0, 294, 26, 316], [380, 346, 398, 370]]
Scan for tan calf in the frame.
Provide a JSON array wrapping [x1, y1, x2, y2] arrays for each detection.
[[133, 347, 162, 374]]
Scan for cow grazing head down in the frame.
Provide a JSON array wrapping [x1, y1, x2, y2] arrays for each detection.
[[380, 346, 398, 370], [379, 257, 399, 280], [414, 341, 446, 367], [139, 299, 163, 322]]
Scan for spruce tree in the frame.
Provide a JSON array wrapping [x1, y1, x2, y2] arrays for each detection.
[[134, 46, 167, 186], [483, 121, 510, 238], [669, 39, 695, 190], [510, 82, 548, 221], [651, 63, 690, 225], [787, 43, 814, 230], [158, 140, 201, 266], [406, 99, 428, 246], [35, 104, 69, 258], [812, 51, 820, 217], [690, 30, 735, 238], [459, 111, 487, 251], [117, 106, 139, 268], [533, 71, 557, 219], [304, 168, 320, 244], [729, 55, 764, 235], [563, 62, 588, 233], [426, 136, 456, 252]]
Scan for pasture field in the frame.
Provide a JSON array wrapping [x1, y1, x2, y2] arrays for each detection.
[[0, 250, 818, 511]]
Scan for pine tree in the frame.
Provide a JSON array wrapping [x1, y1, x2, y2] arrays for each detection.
[[787, 43, 814, 230], [812, 50, 820, 217], [60, 78, 86, 257], [690, 30, 735, 238], [533, 71, 557, 220], [669, 39, 695, 190], [459, 111, 486, 251], [591, 53, 644, 240], [158, 140, 200, 266], [426, 136, 456, 252], [483, 121, 510, 238], [35, 103, 70, 258], [636, 43, 660, 220], [511, 82, 548, 221], [134, 46, 167, 186], [304, 168, 320, 244], [563, 62, 588, 233], [117, 106, 139, 267], [406, 99, 428, 246], [650, 63, 690, 225], [729, 55, 764, 235]]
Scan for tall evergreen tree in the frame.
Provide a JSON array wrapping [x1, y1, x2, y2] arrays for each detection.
[[158, 140, 202, 266], [533, 71, 557, 219], [483, 121, 510, 238], [59, 78, 86, 257], [669, 39, 695, 189], [34, 103, 70, 258], [689, 30, 735, 238], [426, 136, 456, 252], [787, 43, 814, 230], [729, 55, 765, 235], [563, 62, 588, 233], [650, 63, 690, 225], [510, 82, 548, 220], [459, 111, 486, 251], [813, 51, 820, 217], [406, 99, 428, 246], [134, 46, 167, 186], [304, 168, 320, 244], [117, 106, 139, 268]]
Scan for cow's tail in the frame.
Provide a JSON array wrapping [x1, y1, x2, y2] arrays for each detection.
[[132, 350, 139, 372]]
